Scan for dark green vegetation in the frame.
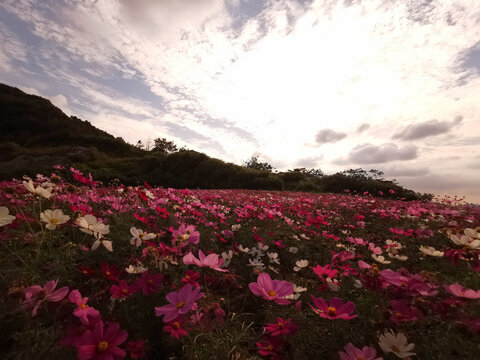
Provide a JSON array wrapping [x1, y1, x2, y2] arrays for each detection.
[[0, 83, 430, 200]]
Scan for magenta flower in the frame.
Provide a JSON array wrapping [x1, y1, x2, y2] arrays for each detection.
[[69, 290, 100, 325], [264, 317, 298, 336], [172, 224, 200, 246], [183, 250, 227, 272], [312, 264, 337, 278], [163, 316, 188, 339], [248, 272, 294, 305], [310, 296, 358, 320], [339, 343, 383, 360], [444, 283, 480, 299], [390, 300, 422, 323], [60, 313, 102, 348], [78, 321, 128, 360], [22, 279, 69, 316], [155, 284, 204, 322], [256, 336, 284, 357], [110, 280, 138, 299], [181, 270, 200, 288], [134, 272, 163, 295]]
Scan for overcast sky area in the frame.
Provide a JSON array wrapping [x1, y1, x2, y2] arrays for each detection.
[[1, 0, 479, 202]]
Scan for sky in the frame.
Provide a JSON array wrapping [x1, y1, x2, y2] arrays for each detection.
[[1, 0, 479, 203]]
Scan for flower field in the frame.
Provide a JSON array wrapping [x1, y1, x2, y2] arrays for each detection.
[[1, 168, 479, 360]]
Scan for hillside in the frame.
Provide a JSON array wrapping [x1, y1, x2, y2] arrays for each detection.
[[0, 83, 430, 200]]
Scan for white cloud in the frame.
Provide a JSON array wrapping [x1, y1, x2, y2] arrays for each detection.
[[1, 0, 480, 201]]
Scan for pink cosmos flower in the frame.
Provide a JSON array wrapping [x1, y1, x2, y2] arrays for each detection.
[[60, 313, 102, 349], [125, 340, 146, 359], [110, 280, 138, 299], [69, 290, 100, 325], [248, 272, 294, 305], [155, 284, 204, 322], [339, 343, 382, 360], [172, 224, 200, 246], [78, 321, 128, 360], [133, 272, 163, 295], [256, 336, 284, 358], [181, 270, 200, 288], [163, 316, 188, 339], [444, 283, 480, 299], [310, 296, 358, 320], [22, 279, 69, 316], [183, 250, 227, 272], [390, 300, 422, 323], [313, 264, 337, 278], [264, 318, 298, 336]]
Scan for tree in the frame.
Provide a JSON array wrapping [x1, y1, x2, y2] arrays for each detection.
[[243, 156, 273, 172], [152, 137, 178, 154]]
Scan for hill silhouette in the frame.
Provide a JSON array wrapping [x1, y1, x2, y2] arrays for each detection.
[[0, 83, 431, 200]]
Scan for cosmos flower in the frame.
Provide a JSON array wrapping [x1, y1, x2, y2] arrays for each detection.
[[0, 206, 16, 227], [23, 180, 52, 198], [22, 279, 69, 316], [183, 250, 227, 272], [339, 343, 383, 360], [419, 245, 444, 257], [444, 283, 480, 299], [129, 227, 156, 247], [155, 284, 204, 322], [309, 296, 357, 320], [264, 317, 298, 336], [78, 321, 128, 360], [77, 214, 110, 237], [40, 209, 70, 230], [68, 289, 100, 325], [378, 330, 415, 359], [248, 272, 294, 305]]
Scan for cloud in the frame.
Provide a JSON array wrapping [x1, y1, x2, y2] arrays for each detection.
[[356, 123, 370, 133], [336, 143, 418, 164], [315, 129, 347, 145], [295, 156, 323, 168], [392, 117, 463, 140], [382, 165, 430, 177]]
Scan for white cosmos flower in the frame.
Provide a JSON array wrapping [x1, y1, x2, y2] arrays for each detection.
[[77, 214, 110, 237], [378, 330, 416, 359], [372, 254, 391, 264], [40, 209, 70, 230], [326, 277, 340, 292], [23, 180, 52, 199], [247, 258, 264, 267], [293, 259, 309, 272], [419, 245, 444, 257], [237, 244, 250, 253], [450, 231, 480, 250], [258, 243, 269, 251], [0, 207, 16, 227], [126, 264, 148, 274], [267, 252, 280, 264], [231, 224, 241, 232], [289, 246, 298, 254], [129, 227, 156, 247], [91, 233, 113, 252], [221, 250, 234, 267]]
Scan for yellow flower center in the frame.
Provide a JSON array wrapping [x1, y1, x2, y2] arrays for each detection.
[[395, 312, 402, 318], [267, 344, 274, 351], [391, 345, 400, 353], [185, 275, 190, 280], [80, 303, 88, 309], [50, 218, 58, 224], [148, 280, 153, 284], [82, 270, 88, 274], [268, 290, 277, 296], [97, 341, 109, 352], [122, 288, 128, 294], [327, 306, 336, 316], [277, 322, 284, 328], [105, 271, 111, 276], [176, 301, 185, 309], [173, 322, 180, 329]]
